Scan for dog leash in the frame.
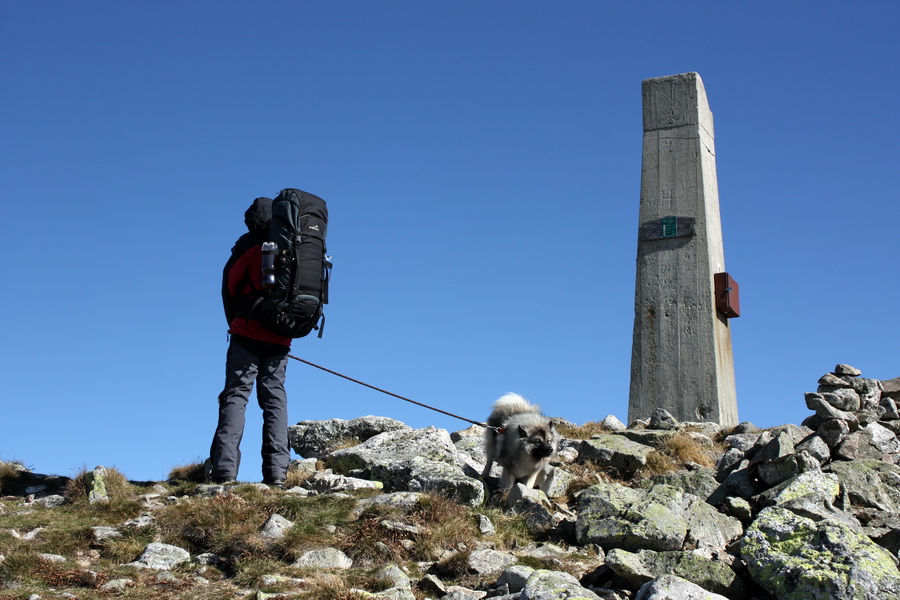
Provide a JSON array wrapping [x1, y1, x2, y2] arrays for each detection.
[[287, 354, 503, 432]]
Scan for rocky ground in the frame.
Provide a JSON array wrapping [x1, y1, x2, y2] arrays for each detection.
[[2, 364, 900, 600]]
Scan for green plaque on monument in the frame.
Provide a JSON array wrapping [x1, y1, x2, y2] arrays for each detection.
[[661, 216, 677, 238], [638, 216, 695, 242]]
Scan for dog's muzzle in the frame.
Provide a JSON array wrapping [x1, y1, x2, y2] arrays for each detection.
[[532, 444, 554, 459]]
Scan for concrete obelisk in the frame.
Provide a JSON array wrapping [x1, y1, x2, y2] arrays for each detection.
[[628, 72, 738, 425]]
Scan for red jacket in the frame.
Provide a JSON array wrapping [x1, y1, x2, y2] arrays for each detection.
[[223, 239, 292, 347]]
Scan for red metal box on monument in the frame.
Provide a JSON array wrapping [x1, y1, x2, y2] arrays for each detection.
[[714, 273, 740, 318]]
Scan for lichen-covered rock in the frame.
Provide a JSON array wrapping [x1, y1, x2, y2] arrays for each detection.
[[757, 450, 821, 488], [635, 574, 730, 600], [466, 548, 517, 577], [635, 468, 719, 502], [648, 408, 678, 430], [826, 459, 900, 512], [520, 569, 602, 599], [794, 434, 831, 464], [126, 542, 190, 570], [835, 424, 899, 461], [817, 418, 851, 448], [288, 416, 410, 458], [400, 455, 485, 506], [539, 465, 575, 498], [326, 426, 483, 504], [575, 483, 687, 551], [85, 466, 109, 504], [605, 548, 743, 597], [579, 435, 655, 479], [680, 492, 743, 550], [740, 506, 900, 600], [328, 426, 459, 474], [817, 388, 862, 412], [756, 470, 845, 523]]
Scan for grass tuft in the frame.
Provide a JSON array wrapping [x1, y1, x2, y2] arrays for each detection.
[[556, 421, 612, 440], [167, 460, 208, 483]]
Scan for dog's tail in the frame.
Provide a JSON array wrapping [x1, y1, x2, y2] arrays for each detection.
[[488, 393, 539, 423]]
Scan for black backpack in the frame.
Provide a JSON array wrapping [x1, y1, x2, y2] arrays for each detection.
[[256, 188, 331, 338]]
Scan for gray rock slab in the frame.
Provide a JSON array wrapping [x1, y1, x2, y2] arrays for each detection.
[[826, 459, 900, 512], [288, 415, 410, 459], [127, 542, 190, 570], [259, 513, 294, 542], [635, 574, 730, 600], [520, 569, 602, 599], [606, 548, 743, 597], [292, 547, 353, 570], [575, 483, 687, 551], [635, 468, 719, 502], [579, 435, 654, 479]]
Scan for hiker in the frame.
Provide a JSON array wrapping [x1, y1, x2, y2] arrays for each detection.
[[208, 196, 292, 487]]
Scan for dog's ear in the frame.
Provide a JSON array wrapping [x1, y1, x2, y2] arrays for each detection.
[[518, 424, 529, 438]]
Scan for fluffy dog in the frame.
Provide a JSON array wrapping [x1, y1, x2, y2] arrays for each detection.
[[481, 393, 559, 489]]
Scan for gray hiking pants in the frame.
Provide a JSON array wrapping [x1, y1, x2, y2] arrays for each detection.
[[209, 337, 290, 481]]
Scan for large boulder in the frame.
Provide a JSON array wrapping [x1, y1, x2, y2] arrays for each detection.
[[826, 459, 900, 513], [605, 548, 743, 597], [327, 426, 484, 505], [740, 506, 900, 600], [576, 483, 686, 551], [520, 569, 602, 600], [635, 574, 730, 600], [579, 435, 655, 479], [575, 483, 741, 552], [288, 416, 410, 458]]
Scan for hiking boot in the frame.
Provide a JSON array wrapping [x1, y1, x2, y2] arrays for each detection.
[[263, 478, 285, 489], [209, 476, 236, 485]]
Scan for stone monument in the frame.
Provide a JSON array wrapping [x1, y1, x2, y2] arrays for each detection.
[[628, 72, 739, 426]]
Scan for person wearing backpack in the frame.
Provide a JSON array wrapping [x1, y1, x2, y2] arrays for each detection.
[[208, 196, 292, 488]]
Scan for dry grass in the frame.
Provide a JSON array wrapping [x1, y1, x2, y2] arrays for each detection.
[[156, 493, 271, 559], [556, 421, 613, 440], [663, 432, 717, 467], [167, 461, 208, 483], [635, 431, 718, 478], [302, 573, 371, 599], [563, 460, 619, 498]]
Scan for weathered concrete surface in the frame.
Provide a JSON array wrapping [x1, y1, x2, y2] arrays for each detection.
[[629, 71, 738, 426]]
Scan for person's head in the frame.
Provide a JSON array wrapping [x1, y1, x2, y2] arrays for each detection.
[[244, 197, 273, 231]]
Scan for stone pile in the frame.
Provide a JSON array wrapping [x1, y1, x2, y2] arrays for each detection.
[[2, 364, 900, 600]]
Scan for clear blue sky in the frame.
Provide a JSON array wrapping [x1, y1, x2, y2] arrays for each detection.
[[2, 2, 897, 482]]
